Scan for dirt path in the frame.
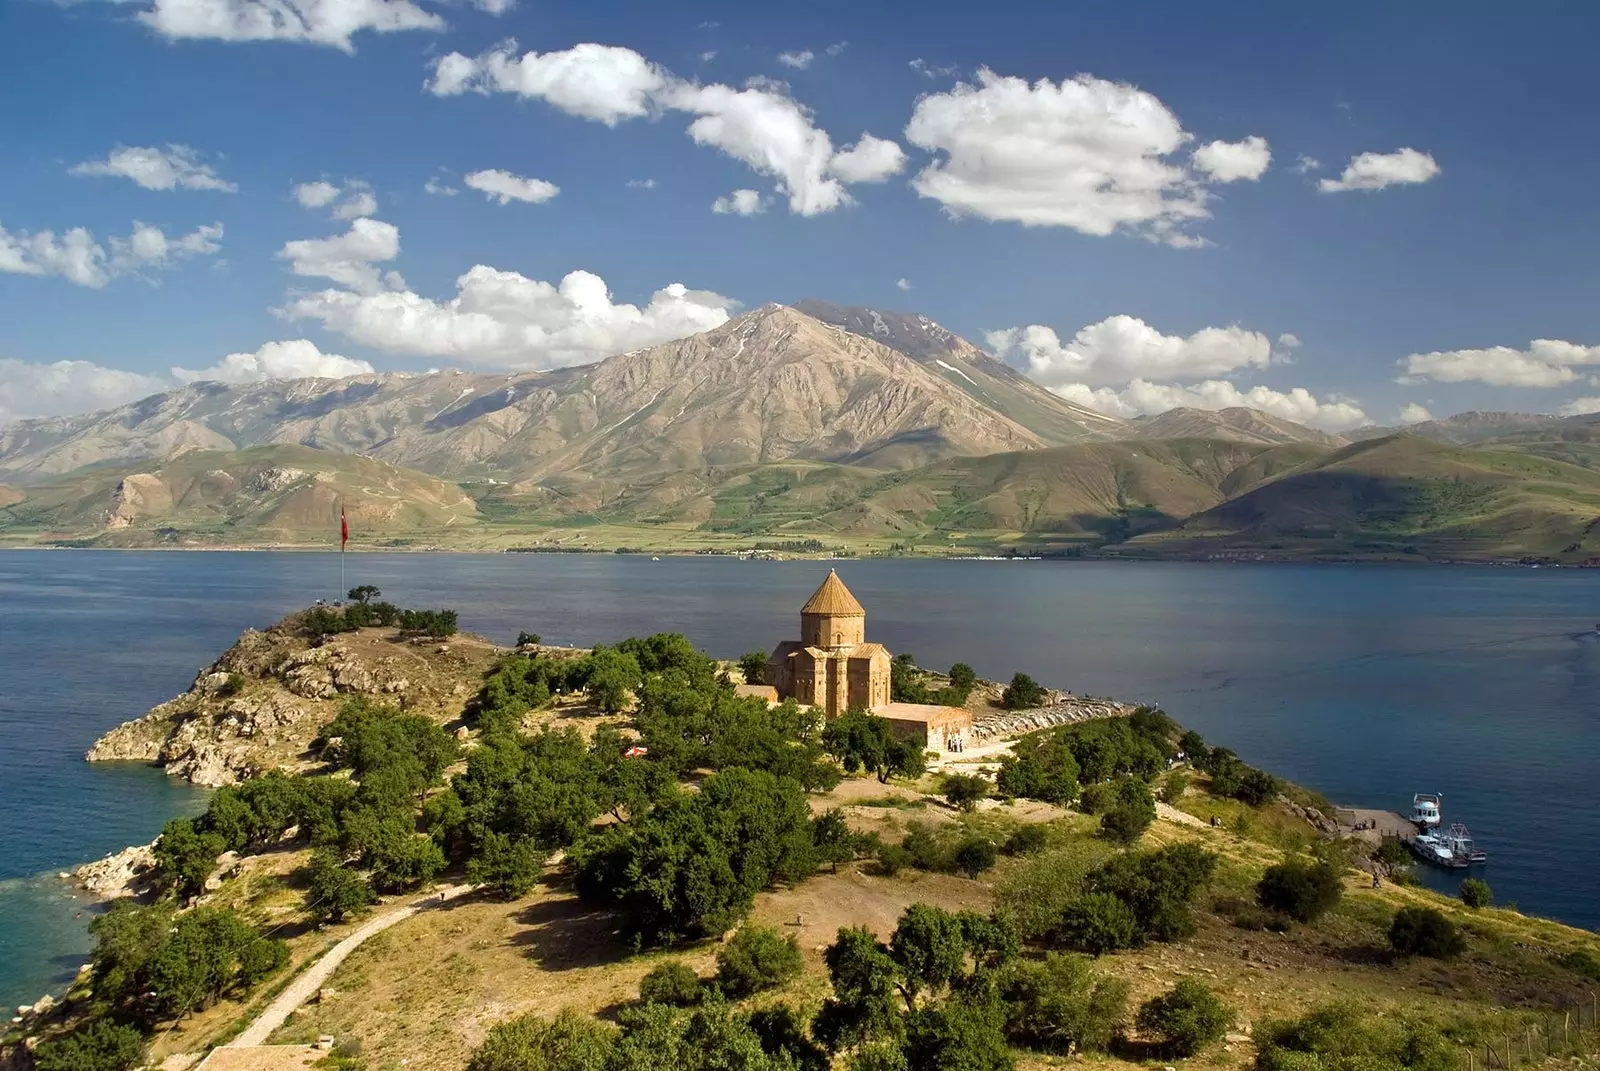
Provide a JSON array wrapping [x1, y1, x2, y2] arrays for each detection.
[[229, 884, 470, 1048]]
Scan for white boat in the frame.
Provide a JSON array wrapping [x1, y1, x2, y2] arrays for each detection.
[[1410, 793, 1442, 828], [1410, 823, 1487, 869]]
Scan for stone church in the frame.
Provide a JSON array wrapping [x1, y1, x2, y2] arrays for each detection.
[[766, 569, 892, 716]]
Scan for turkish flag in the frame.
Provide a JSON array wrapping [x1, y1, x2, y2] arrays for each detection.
[[340, 506, 349, 547]]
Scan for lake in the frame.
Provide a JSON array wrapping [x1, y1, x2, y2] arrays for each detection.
[[1, 550, 1596, 1009]]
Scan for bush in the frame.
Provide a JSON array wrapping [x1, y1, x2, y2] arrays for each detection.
[[1001, 952, 1128, 1053], [1388, 906, 1465, 959], [995, 841, 1113, 941], [1137, 979, 1233, 1057], [1100, 803, 1154, 846], [1375, 838, 1412, 868], [1160, 772, 1189, 804], [1255, 1003, 1458, 1071], [1001, 672, 1047, 710], [812, 808, 864, 873], [1560, 949, 1600, 981], [1086, 841, 1218, 944], [738, 651, 769, 685], [876, 841, 913, 877], [901, 823, 949, 873], [715, 925, 804, 998], [515, 630, 542, 647], [748, 1005, 830, 1071], [398, 608, 458, 637], [1459, 878, 1493, 908], [466, 1009, 616, 1071], [1257, 859, 1343, 924], [905, 991, 1012, 1071], [1002, 825, 1048, 856], [639, 961, 703, 1006], [953, 837, 998, 879], [32, 1018, 148, 1071], [942, 773, 989, 812], [1058, 892, 1142, 955]]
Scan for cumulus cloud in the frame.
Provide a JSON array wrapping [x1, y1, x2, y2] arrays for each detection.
[[1291, 154, 1321, 174], [0, 219, 223, 289], [1399, 339, 1600, 388], [470, 0, 515, 12], [826, 42, 847, 56], [0, 359, 169, 426], [293, 179, 377, 220], [463, 169, 560, 205], [172, 339, 374, 384], [1052, 379, 1367, 431], [1399, 403, 1435, 424], [777, 50, 814, 70], [424, 176, 460, 196], [987, 315, 1272, 388], [909, 58, 959, 79], [1319, 148, 1440, 192], [69, 144, 236, 192], [283, 267, 736, 367], [712, 189, 766, 216], [277, 217, 401, 293], [1192, 136, 1272, 183], [124, 0, 445, 52], [1277, 332, 1302, 349], [905, 70, 1265, 245], [896, 278, 911, 291], [425, 40, 906, 215], [1559, 398, 1600, 417]]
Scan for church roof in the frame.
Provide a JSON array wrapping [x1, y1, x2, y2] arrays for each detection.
[[800, 569, 865, 616]]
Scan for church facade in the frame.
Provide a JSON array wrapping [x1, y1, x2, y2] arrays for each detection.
[[766, 570, 892, 717]]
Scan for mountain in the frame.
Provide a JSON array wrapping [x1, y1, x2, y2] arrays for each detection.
[[1129, 407, 1348, 447], [1347, 411, 1565, 445], [0, 444, 478, 546]]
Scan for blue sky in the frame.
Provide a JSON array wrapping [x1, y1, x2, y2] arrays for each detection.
[[2, 0, 1599, 430]]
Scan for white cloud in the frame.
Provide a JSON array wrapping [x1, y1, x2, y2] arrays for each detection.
[[1192, 136, 1272, 183], [294, 179, 378, 220], [294, 180, 340, 208], [172, 339, 374, 384], [1277, 333, 1302, 349], [1054, 379, 1368, 431], [712, 189, 766, 216], [987, 314, 1272, 388], [1399, 403, 1434, 424], [905, 70, 1270, 245], [895, 278, 911, 291], [699, 50, 717, 63], [426, 41, 906, 216], [277, 217, 401, 293], [777, 50, 814, 70], [463, 169, 560, 205], [1291, 154, 1321, 174], [626, 178, 658, 190], [1319, 148, 1440, 193], [424, 176, 459, 196], [0, 359, 169, 426], [283, 266, 736, 367], [1559, 398, 1600, 417], [909, 58, 958, 79], [0, 219, 222, 288], [470, 0, 515, 12], [826, 42, 848, 57], [126, 0, 444, 51], [829, 133, 907, 184], [1399, 339, 1600, 388], [69, 144, 236, 192]]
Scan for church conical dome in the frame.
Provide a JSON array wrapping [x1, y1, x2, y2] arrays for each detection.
[[801, 569, 865, 616]]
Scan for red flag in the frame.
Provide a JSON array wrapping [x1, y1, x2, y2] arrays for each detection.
[[340, 506, 349, 547]]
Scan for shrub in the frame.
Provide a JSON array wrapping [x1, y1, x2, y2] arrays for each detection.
[[515, 630, 542, 647], [1001, 952, 1128, 1053], [1137, 979, 1233, 1057], [715, 925, 804, 998], [1160, 772, 1189, 804], [639, 961, 703, 1006], [995, 841, 1113, 941], [953, 837, 998, 879], [1001, 672, 1047, 710], [738, 651, 769, 685], [942, 773, 989, 812], [466, 1009, 616, 1071], [1560, 949, 1600, 982], [1389, 906, 1465, 959], [1459, 878, 1493, 908], [1078, 782, 1116, 815], [398, 608, 458, 637], [876, 841, 913, 877], [1100, 803, 1154, 846], [812, 809, 863, 873], [904, 991, 1012, 1071], [748, 1005, 830, 1071], [1375, 838, 1412, 868], [1057, 892, 1142, 955], [1255, 1003, 1458, 1071], [1087, 841, 1218, 944], [32, 1018, 148, 1071], [1002, 825, 1048, 856], [1257, 859, 1343, 924], [901, 823, 949, 873]]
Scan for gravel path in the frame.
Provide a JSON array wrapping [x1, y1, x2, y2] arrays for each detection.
[[229, 883, 470, 1048]]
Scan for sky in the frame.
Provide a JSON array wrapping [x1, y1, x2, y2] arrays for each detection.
[[2, 0, 1599, 431]]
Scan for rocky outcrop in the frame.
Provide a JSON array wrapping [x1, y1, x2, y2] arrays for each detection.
[[69, 841, 157, 899], [971, 697, 1135, 740]]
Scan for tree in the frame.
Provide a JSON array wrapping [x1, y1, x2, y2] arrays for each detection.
[[306, 850, 374, 924], [1001, 952, 1129, 1054], [948, 663, 977, 693], [876, 841, 913, 877], [1459, 878, 1493, 908], [738, 651, 770, 685], [1257, 859, 1343, 924], [639, 961, 703, 1006], [152, 816, 225, 899], [889, 904, 969, 1003], [715, 924, 804, 998], [904, 992, 1013, 1071], [996, 732, 1080, 806], [1002, 825, 1048, 856], [813, 808, 860, 873], [1137, 979, 1233, 1057], [1160, 772, 1189, 804], [466, 831, 548, 900], [1100, 803, 1154, 846], [1057, 892, 1141, 955], [824, 711, 924, 784], [1087, 841, 1217, 944], [467, 1009, 616, 1071], [146, 907, 289, 1019], [1000, 673, 1046, 710], [88, 900, 176, 1009], [32, 1019, 147, 1071], [891, 654, 931, 704], [953, 837, 998, 879], [516, 630, 542, 647], [585, 647, 643, 713], [748, 1005, 830, 1071], [942, 773, 989, 813], [1388, 906, 1465, 959], [813, 927, 903, 1053], [348, 585, 381, 604]]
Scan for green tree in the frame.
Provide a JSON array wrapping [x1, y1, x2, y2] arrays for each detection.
[[995, 732, 1080, 806], [1087, 841, 1217, 944], [891, 654, 931, 704], [1057, 892, 1141, 955], [1160, 772, 1189, 804], [306, 850, 374, 924], [1459, 878, 1493, 908], [1002, 825, 1048, 856], [586, 646, 644, 713], [813, 808, 861, 873], [715, 924, 804, 998], [904, 991, 1013, 1071], [88, 900, 176, 1009], [32, 1019, 148, 1071], [889, 904, 969, 1004], [814, 927, 904, 1053], [347, 585, 381, 604], [953, 837, 998, 879], [639, 961, 703, 1007], [876, 841, 913, 877], [748, 1005, 830, 1071], [942, 773, 989, 813], [1137, 979, 1233, 1057], [825, 711, 926, 784], [738, 651, 770, 685], [1257, 859, 1343, 923], [1001, 952, 1129, 1054], [466, 831, 549, 900], [948, 663, 977, 693], [466, 1009, 617, 1071], [146, 907, 289, 1019], [515, 630, 542, 647], [1388, 906, 1465, 959], [1000, 673, 1046, 710], [152, 816, 225, 899]]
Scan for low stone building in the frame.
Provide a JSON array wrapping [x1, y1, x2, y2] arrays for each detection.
[[873, 702, 973, 753]]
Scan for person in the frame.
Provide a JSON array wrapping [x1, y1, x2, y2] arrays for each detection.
[[1371, 874, 1381, 889]]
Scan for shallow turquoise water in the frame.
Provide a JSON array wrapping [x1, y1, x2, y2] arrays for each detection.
[[1, 551, 1595, 1007]]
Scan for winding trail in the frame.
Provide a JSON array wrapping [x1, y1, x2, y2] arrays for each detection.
[[229, 884, 470, 1048]]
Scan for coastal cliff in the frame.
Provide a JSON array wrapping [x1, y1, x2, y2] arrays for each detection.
[[86, 610, 503, 786]]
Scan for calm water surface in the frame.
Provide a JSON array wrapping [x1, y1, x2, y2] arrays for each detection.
[[1, 551, 1596, 1007]]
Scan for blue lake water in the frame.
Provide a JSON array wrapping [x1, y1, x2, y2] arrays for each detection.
[[1, 550, 1596, 1008]]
